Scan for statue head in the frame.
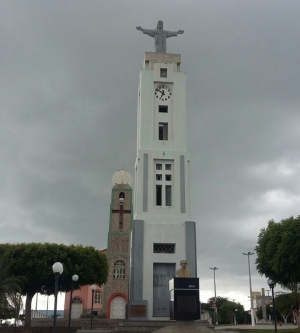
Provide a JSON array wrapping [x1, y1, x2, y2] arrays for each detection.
[[180, 260, 187, 269], [157, 20, 163, 30]]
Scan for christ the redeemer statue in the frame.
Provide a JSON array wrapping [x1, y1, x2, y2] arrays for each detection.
[[136, 20, 184, 53]]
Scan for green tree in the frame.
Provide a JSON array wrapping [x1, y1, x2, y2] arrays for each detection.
[[255, 216, 300, 286], [5, 293, 23, 324], [208, 296, 229, 309], [256, 304, 273, 321], [218, 301, 244, 324], [255, 216, 300, 327], [0, 254, 23, 322], [275, 292, 295, 323], [0, 243, 108, 328], [0, 254, 22, 297]]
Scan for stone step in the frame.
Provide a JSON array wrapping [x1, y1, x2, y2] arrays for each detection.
[[115, 320, 213, 333], [120, 320, 212, 327]]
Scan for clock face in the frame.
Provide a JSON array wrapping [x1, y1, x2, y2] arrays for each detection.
[[155, 85, 172, 101]]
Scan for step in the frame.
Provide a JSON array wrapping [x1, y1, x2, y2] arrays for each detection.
[[115, 320, 213, 333]]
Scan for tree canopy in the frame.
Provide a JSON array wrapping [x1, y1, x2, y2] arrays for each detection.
[[255, 216, 300, 287], [205, 296, 246, 324], [0, 243, 108, 327]]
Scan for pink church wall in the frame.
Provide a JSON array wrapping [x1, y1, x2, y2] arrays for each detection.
[[64, 284, 104, 315]]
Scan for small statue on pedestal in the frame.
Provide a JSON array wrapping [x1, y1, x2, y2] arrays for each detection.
[[176, 259, 192, 277]]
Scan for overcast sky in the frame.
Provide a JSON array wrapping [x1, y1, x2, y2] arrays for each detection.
[[1, 0, 300, 310]]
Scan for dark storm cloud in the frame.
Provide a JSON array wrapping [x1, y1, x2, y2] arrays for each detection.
[[1, 0, 299, 307]]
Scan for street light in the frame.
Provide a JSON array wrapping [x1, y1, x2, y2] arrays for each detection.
[[209, 267, 218, 325], [52, 262, 63, 333], [235, 309, 238, 325], [242, 252, 255, 326], [268, 280, 277, 333], [90, 285, 96, 330], [67, 274, 79, 333]]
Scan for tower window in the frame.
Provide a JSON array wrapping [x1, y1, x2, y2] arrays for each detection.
[[113, 260, 125, 279], [159, 105, 168, 113], [166, 185, 172, 206], [154, 160, 174, 207], [156, 185, 162, 206], [160, 68, 167, 77], [158, 123, 168, 140], [119, 209, 123, 231]]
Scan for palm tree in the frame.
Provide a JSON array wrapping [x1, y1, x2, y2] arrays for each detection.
[[0, 254, 23, 322]]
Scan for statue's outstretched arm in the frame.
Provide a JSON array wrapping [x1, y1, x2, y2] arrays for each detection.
[[165, 30, 184, 38], [136, 26, 155, 37]]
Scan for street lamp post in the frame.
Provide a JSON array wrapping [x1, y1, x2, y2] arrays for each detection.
[[242, 252, 255, 326], [210, 267, 219, 325], [52, 262, 63, 333], [90, 285, 96, 330], [67, 274, 79, 333], [268, 280, 277, 333], [235, 309, 238, 325]]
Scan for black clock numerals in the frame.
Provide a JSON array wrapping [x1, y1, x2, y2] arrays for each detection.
[[155, 86, 172, 101]]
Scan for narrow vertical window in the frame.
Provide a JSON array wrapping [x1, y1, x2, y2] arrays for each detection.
[[119, 200, 123, 231], [160, 68, 167, 77], [94, 291, 101, 304], [113, 260, 125, 279], [156, 185, 162, 206], [166, 185, 172, 206], [159, 123, 168, 141]]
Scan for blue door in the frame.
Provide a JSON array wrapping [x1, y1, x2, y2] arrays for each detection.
[[153, 263, 176, 317]]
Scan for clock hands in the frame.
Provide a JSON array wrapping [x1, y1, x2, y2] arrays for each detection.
[[155, 86, 171, 100]]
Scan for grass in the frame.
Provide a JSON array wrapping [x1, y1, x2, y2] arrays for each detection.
[[244, 331, 300, 333], [220, 326, 300, 333]]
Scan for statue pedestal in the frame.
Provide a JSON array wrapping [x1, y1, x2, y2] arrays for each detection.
[[169, 278, 200, 320]]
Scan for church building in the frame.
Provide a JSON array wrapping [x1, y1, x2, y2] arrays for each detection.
[[64, 170, 133, 319]]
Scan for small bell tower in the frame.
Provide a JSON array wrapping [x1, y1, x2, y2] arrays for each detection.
[[104, 170, 133, 319]]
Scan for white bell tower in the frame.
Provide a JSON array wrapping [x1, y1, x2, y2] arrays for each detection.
[[129, 52, 197, 320]]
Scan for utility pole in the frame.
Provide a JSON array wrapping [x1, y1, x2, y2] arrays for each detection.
[[210, 267, 219, 325], [242, 252, 255, 326]]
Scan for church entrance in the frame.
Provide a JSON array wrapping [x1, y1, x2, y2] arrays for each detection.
[[71, 298, 83, 318], [153, 263, 176, 317], [110, 297, 126, 319]]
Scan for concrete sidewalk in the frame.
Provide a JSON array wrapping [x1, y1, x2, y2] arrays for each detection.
[[215, 324, 298, 330]]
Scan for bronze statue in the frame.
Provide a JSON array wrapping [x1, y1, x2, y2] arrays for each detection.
[[176, 260, 192, 277], [136, 20, 184, 53]]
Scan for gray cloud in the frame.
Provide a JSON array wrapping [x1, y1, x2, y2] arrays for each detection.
[[1, 0, 299, 308]]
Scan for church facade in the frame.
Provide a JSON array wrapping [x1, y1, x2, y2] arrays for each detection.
[[64, 171, 133, 319], [103, 170, 133, 319], [129, 52, 197, 320]]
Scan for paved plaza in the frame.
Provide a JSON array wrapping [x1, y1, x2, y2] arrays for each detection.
[[215, 324, 298, 330]]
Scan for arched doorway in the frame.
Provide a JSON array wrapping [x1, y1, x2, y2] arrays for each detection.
[[71, 297, 83, 318], [110, 297, 125, 319]]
